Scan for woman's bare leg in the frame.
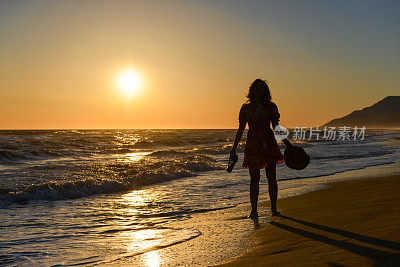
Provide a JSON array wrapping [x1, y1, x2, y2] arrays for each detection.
[[266, 162, 278, 213], [249, 168, 260, 217]]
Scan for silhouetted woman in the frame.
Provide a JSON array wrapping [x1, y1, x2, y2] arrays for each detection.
[[230, 79, 288, 219]]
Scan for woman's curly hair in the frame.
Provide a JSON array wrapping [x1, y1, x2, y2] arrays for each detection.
[[247, 79, 272, 103]]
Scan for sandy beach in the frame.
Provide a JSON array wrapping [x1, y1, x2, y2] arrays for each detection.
[[222, 174, 400, 266]]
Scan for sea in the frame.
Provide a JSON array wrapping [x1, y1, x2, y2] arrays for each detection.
[[1, 129, 399, 266]]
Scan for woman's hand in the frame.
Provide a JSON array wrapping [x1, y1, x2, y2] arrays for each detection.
[[283, 138, 292, 147]]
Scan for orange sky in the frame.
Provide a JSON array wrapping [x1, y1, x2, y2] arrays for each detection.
[[1, 1, 399, 129]]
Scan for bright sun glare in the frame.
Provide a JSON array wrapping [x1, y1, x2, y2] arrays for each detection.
[[117, 70, 142, 97]]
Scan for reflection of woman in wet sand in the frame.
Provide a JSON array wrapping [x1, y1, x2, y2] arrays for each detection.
[[230, 79, 289, 219]]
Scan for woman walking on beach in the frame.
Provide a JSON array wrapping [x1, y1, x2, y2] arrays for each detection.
[[230, 79, 287, 219]]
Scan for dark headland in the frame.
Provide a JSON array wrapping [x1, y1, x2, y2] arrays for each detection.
[[324, 96, 400, 128]]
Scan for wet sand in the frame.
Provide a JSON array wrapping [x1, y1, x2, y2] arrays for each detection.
[[222, 175, 400, 266]]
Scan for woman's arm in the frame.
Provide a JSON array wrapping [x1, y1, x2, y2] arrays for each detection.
[[231, 122, 246, 154]]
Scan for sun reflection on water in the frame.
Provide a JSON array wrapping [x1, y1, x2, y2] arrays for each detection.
[[111, 189, 199, 266], [113, 189, 164, 266], [143, 250, 161, 267], [126, 229, 160, 252], [121, 190, 153, 206], [121, 229, 162, 266], [118, 152, 151, 163]]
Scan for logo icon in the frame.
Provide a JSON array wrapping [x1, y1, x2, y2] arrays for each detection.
[[274, 125, 289, 141]]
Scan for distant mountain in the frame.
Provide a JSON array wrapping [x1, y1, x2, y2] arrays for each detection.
[[323, 96, 400, 128]]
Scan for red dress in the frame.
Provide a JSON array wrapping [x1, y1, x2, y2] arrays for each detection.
[[239, 101, 284, 169]]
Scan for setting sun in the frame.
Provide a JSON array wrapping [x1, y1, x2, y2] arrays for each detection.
[[117, 70, 142, 97]]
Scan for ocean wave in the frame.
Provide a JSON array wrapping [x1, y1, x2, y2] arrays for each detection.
[[0, 150, 29, 162], [148, 150, 189, 157], [0, 129, 238, 165], [0, 149, 63, 164], [0, 153, 224, 207], [130, 138, 220, 149], [193, 145, 234, 155]]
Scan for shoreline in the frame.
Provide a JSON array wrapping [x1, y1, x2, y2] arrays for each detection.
[[220, 174, 400, 266]]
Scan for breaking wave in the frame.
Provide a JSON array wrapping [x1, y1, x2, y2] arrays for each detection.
[[0, 152, 224, 207]]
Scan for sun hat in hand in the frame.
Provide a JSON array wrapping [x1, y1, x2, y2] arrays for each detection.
[[283, 142, 310, 170]]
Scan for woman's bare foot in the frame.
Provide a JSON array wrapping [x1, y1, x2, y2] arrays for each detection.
[[272, 210, 281, 216], [249, 211, 258, 219]]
